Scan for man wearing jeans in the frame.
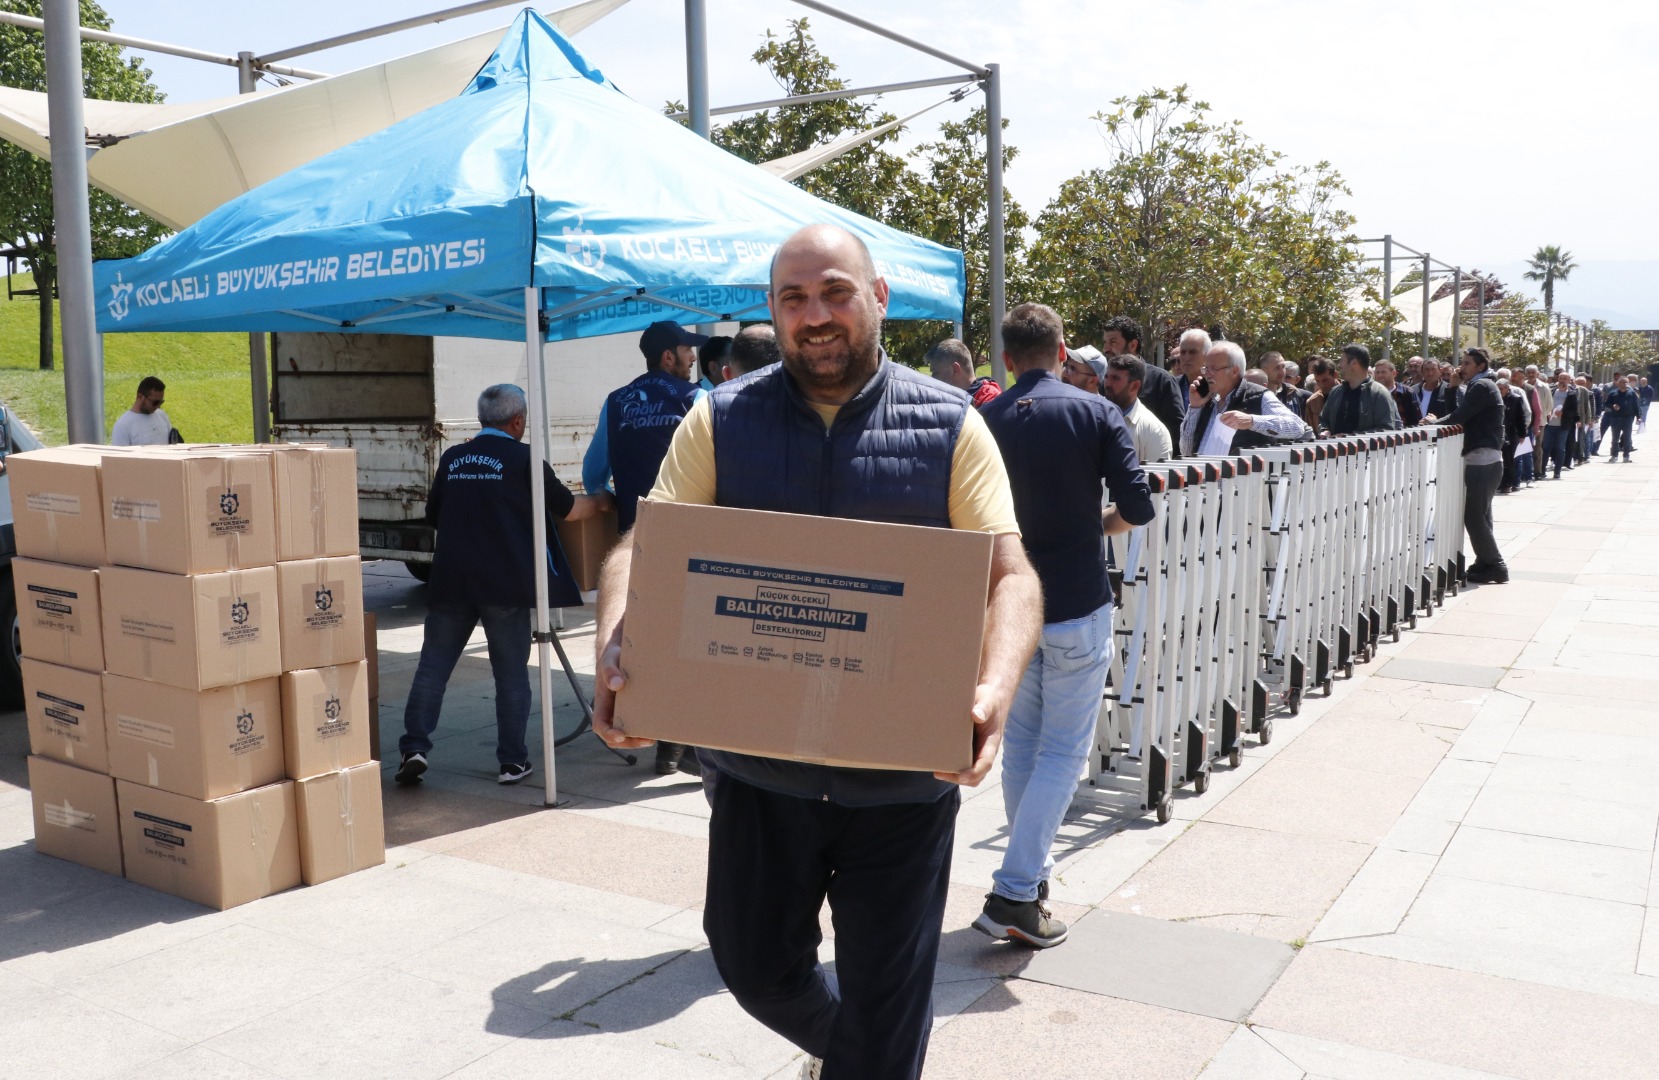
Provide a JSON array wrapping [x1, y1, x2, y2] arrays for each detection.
[[397, 384, 609, 785], [975, 302, 1155, 947], [1423, 348, 1508, 585], [1542, 369, 1580, 480]]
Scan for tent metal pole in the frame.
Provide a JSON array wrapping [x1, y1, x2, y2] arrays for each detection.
[[1382, 235, 1392, 362], [239, 54, 272, 443], [44, 0, 102, 443], [684, 0, 710, 139], [1452, 268, 1462, 351], [1420, 253, 1430, 360], [0, 10, 326, 80], [523, 287, 560, 807], [787, 0, 987, 75], [985, 63, 1006, 385], [1477, 275, 1485, 348], [258, 0, 527, 63], [670, 73, 977, 119]]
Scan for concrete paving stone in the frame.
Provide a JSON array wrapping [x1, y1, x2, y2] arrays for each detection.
[[646, 907, 709, 944], [1274, 711, 1452, 780], [1414, 608, 1544, 641], [571, 947, 802, 1074], [1398, 699, 1483, 731], [0, 792, 35, 845], [1205, 759, 1426, 845], [1324, 688, 1414, 722], [0, 843, 126, 922], [565, 796, 714, 842], [405, 851, 685, 929], [395, 907, 696, 1020], [115, 1045, 282, 1080], [1101, 821, 1371, 943], [1253, 945, 1659, 1079], [1197, 1025, 1302, 1080], [1501, 725, 1659, 772], [1450, 583, 1569, 617], [1436, 826, 1651, 905], [204, 967, 547, 1080], [1403, 757, 1494, 822], [382, 778, 545, 853], [1511, 692, 1658, 738], [1310, 848, 1437, 943], [1377, 813, 1459, 856], [1502, 667, 1659, 703], [1035, 814, 1185, 908], [1445, 694, 1529, 764], [1, 877, 239, 986], [0, 966, 189, 1080], [1393, 874, 1646, 977], [444, 1021, 758, 1079], [1019, 910, 1295, 1022], [923, 978, 1235, 1080], [1400, 633, 1526, 668], [238, 860, 524, 962], [443, 797, 711, 910], [1639, 908, 1659, 978], [1462, 776, 1658, 851], [1374, 658, 1506, 689], [62, 922, 375, 1042], [1254, 1026, 1527, 1080], [1482, 751, 1659, 811]]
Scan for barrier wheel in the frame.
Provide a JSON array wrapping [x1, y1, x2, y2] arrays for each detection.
[[1228, 747, 1242, 769], [1194, 769, 1211, 795], [1409, 613, 1418, 631], [1285, 689, 1302, 716], [1156, 794, 1173, 824], [1344, 660, 1355, 679], [1322, 678, 1334, 697], [1259, 719, 1275, 746], [1393, 625, 1402, 643]]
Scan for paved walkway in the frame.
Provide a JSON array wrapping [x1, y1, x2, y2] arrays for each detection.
[[2, 451, 1655, 1079]]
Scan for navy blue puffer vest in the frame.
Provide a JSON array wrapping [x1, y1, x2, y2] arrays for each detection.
[[700, 357, 969, 806], [607, 369, 702, 531]]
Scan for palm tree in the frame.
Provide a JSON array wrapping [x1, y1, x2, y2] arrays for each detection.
[[1523, 245, 1578, 314]]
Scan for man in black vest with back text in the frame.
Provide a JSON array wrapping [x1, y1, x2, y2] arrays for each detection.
[[396, 384, 610, 787], [1180, 340, 1312, 456], [591, 224, 1042, 1080], [583, 319, 708, 773]]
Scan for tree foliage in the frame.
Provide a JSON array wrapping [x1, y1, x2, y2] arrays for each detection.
[[1027, 86, 1362, 361], [0, 0, 170, 369], [1586, 320, 1654, 379], [1481, 294, 1574, 371], [1522, 244, 1577, 315]]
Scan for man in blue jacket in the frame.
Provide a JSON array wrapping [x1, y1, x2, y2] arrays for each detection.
[[975, 302, 1155, 947], [397, 384, 609, 786]]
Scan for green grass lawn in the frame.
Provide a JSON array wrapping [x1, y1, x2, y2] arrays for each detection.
[[0, 273, 255, 446]]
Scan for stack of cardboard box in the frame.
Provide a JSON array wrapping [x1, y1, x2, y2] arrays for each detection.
[[10, 443, 383, 909]]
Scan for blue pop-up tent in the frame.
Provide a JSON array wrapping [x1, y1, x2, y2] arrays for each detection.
[[92, 8, 966, 803]]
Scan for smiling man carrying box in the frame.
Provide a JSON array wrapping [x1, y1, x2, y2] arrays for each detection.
[[592, 225, 1041, 1080]]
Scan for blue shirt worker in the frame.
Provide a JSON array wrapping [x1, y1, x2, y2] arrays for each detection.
[[396, 384, 609, 787], [975, 302, 1155, 948], [591, 225, 1041, 1080], [581, 319, 708, 533]]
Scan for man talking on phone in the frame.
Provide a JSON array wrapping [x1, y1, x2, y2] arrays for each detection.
[[1180, 341, 1311, 455]]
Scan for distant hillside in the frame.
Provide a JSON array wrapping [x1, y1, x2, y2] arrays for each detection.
[[0, 274, 254, 446]]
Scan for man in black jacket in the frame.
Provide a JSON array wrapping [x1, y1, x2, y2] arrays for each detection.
[[1322, 344, 1402, 435], [977, 303, 1154, 949], [398, 384, 611, 785], [1374, 359, 1421, 427], [1105, 314, 1184, 450], [1424, 348, 1508, 584], [1411, 361, 1458, 423], [1541, 368, 1581, 480]]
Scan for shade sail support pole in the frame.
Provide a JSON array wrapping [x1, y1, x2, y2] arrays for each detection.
[[524, 286, 560, 807], [985, 62, 1006, 385], [45, 0, 102, 443]]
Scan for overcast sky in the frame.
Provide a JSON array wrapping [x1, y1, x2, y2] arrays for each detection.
[[97, 0, 1659, 326]]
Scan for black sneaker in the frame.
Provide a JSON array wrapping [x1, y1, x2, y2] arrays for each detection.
[[394, 752, 427, 785], [498, 761, 533, 785], [973, 891, 1068, 948], [654, 742, 686, 775], [1466, 567, 1509, 585]]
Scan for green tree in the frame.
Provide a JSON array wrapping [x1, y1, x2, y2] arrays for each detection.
[[885, 106, 1027, 364], [1027, 86, 1361, 361], [0, 0, 170, 370], [1482, 294, 1572, 371], [1586, 320, 1654, 380], [1522, 244, 1577, 315]]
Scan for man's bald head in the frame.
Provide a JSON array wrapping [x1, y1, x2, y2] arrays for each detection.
[[768, 224, 879, 293]]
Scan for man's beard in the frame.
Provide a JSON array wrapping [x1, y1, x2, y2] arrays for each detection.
[[782, 318, 881, 395]]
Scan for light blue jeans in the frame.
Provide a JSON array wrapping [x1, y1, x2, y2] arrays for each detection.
[[993, 600, 1113, 903]]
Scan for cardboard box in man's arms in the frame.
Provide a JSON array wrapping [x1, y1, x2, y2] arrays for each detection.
[[615, 499, 992, 774]]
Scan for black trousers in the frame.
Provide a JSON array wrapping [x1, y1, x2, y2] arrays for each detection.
[[704, 775, 959, 1080], [1501, 441, 1517, 492]]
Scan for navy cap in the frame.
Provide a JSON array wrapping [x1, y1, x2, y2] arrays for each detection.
[[639, 320, 709, 362]]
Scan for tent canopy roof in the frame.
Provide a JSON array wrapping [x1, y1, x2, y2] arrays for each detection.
[[93, 10, 965, 343]]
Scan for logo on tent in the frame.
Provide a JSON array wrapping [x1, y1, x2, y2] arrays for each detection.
[[108, 273, 133, 322], [563, 216, 606, 270]]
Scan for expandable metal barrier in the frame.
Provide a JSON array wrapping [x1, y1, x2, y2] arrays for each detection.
[[1091, 425, 1467, 823]]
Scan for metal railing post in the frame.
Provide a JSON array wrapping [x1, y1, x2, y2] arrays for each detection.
[[985, 63, 1006, 385], [1420, 253, 1431, 361], [1382, 235, 1392, 362]]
